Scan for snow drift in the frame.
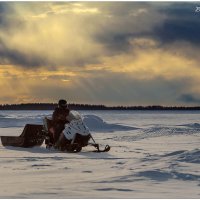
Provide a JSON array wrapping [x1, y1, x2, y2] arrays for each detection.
[[0, 110, 200, 198]]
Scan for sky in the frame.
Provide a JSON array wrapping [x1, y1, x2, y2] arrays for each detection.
[[0, 1, 200, 106]]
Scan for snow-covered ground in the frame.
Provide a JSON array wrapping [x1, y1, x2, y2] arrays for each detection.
[[0, 110, 200, 198]]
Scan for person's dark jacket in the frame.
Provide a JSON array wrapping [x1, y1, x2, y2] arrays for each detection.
[[51, 107, 70, 144], [52, 107, 70, 125]]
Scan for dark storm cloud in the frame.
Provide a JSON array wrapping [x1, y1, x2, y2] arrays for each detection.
[[87, 2, 164, 54], [0, 40, 101, 68], [178, 94, 200, 104], [85, 2, 151, 16], [96, 2, 200, 50], [0, 3, 12, 28], [0, 3, 44, 68], [96, 33, 134, 53], [0, 2, 24, 30], [0, 40, 47, 67], [159, 3, 197, 18], [0, 4, 8, 14], [154, 19, 200, 45], [153, 3, 200, 45]]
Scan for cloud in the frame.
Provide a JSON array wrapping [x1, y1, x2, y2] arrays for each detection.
[[153, 3, 200, 45], [0, 2, 105, 68], [159, 3, 197, 18], [0, 2, 199, 70], [0, 2, 200, 106], [0, 2, 26, 34], [0, 60, 199, 106], [0, 40, 48, 67], [21, 69, 194, 106], [154, 19, 200, 45], [0, 2, 166, 68], [178, 94, 200, 104]]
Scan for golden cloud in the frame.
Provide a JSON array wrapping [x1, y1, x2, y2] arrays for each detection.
[[89, 38, 200, 82]]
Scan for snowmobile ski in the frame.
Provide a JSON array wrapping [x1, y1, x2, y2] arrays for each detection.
[[90, 144, 111, 153]]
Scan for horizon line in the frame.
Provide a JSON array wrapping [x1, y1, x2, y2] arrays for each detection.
[[1, 103, 200, 108]]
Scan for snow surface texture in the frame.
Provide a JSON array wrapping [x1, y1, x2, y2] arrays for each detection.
[[0, 110, 200, 198]]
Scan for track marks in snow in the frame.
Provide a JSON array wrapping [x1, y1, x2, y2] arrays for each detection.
[[136, 169, 200, 182], [31, 164, 52, 167], [96, 188, 134, 192], [112, 124, 200, 142], [136, 149, 200, 184], [136, 170, 173, 181], [82, 170, 93, 173]]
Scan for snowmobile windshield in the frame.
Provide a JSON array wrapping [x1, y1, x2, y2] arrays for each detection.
[[66, 110, 82, 122]]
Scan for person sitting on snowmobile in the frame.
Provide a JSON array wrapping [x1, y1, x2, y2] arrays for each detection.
[[54, 111, 91, 151], [46, 110, 110, 152], [49, 99, 70, 145]]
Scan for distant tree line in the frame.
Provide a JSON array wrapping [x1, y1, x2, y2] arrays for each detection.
[[0, 103, 200, 110]]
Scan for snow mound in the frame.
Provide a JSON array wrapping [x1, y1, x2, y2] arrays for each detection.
[[136, 169, 200, 182], [176, 149, 200, 163], [83, 115, 138, 132], [136, 149, 200, 183], [178, 123, 200, 128], [160, 149, 200, 164]]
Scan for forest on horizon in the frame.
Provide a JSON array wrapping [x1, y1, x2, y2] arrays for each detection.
[[0, 103, 200, 110]]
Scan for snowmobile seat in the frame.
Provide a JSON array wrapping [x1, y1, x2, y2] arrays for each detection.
[[1, 124, 44, 148], [43, 117, 55, 146], [43, 117, 53, 133]]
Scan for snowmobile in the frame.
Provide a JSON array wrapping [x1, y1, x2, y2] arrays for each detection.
[[0, 111, 110, 153]]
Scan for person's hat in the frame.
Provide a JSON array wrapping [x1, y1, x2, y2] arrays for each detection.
[[58, 99, 68, 108]]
